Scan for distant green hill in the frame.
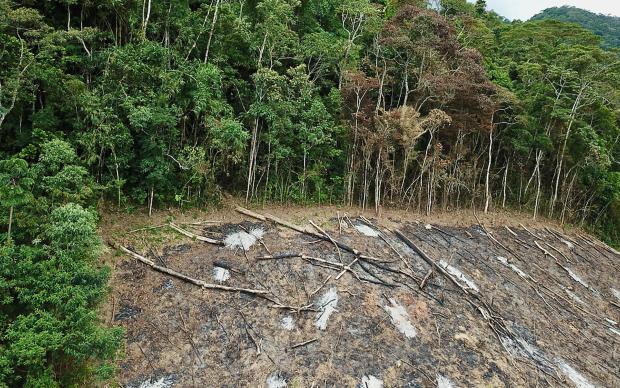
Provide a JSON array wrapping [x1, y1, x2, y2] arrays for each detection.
[[531, 6, 620, 48]]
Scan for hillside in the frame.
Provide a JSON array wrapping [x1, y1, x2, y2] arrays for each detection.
[[106, 205, 620, 387], [1, 0, 620, 385], [531, 6, 620, 48]]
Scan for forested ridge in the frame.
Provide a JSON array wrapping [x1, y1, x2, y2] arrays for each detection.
[[531, 6, 620, 49], [1, 0, 619, 385]]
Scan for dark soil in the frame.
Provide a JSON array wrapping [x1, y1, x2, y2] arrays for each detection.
[[105, 207, 620, 387]]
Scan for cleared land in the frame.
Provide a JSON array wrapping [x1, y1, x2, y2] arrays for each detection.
[[102, 205, 620, 387]]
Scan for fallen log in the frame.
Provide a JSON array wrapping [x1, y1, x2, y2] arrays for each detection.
[[256, 253, 360, 280], [427, 223, 469, 245], [394, 230, 476, 297], [356, 260, 397, 287], [579, 233, 619, 258], [545, 227, 580, 249], [236, 206, 307, 235], [534, 241, 588, 289], [420, 268, 433, 289], [393, 230, 534, 362], [116, 244, 268, 296], [237, 206, 391, 267], [544, 242, 573, 264], [169, 222, 223, 245], [236, 206, 361, 256], [310, 219, 344, 263]]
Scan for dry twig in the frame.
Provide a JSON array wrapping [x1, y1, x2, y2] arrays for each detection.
[[291, 337, 318, 349], [169, 222, 224, 245], [115, 244, 268, 296]]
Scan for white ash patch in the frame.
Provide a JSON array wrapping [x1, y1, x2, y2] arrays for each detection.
[[500, 336, 554, 372], [439, 260, 479, 292], [135, 375, 176, 388], [212, 266, 230, 283], [315, 287, 338, 330], [561, 239, 575, 250], [281, 315, 295, 331], [509, 264, 527, 279], [266, 372, 287, 388], [475, 227, 487, 236], [496, 256, 508, 265], [562, 287, 584, 305], [224, 228, 264, 251], [384, 298, 417, 339], [556, 359, 595, 388], [396, 240, 415, 254], [436, 374, 455, 388], [495, 256, 528, 279], [605, 317, 619, 335], [565, 268, 588, 288], [354, 223, 380, 237], [500, 336, 520, 356], [612, 288, 620, 301], [359, 375, 383, 388]]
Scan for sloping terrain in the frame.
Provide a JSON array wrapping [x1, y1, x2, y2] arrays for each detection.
[[531, 6, 620, 48], [104, 207, 620, 387]]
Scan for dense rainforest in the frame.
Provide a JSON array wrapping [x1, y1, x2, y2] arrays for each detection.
[[1, 0, 619, 385], [532, 6, 620, 49]]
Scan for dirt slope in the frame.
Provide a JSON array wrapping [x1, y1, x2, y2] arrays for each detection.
[[102, 206, 620, 387]]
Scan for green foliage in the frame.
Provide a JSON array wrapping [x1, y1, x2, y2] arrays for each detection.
[[0, 203, 122, 387], [0, 140, 120, 386], [0, 158, 34, 244], [531, 6, 620, 49], [1, 0, 620, 382]]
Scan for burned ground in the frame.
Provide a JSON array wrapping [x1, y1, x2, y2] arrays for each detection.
[[104, 207, 620, 388]]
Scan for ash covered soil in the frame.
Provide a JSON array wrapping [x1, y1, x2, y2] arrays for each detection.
[[103, 206, 620, 387]]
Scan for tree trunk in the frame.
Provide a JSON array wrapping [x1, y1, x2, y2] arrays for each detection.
[[524, 149, 542, 198], [502, 158, 509, 208], [0, 40, 27, 130], [374, 149, 381, 214], [115, 163, 121, 207], [346, 90, 363, 206], [412, 130, 434, 209], [142, 0, 152, 39], [560, 170, 577, 224], [549, 85, 585, 217], [263, 139, 271, 205], [148, 186, 154, 217], [302, 147, 307, 201], [246, 118, 260, 203], [204, 0, 220, 64], [375, 54, 387, 112], [533, 165, 541, 220], [185, 1, 213, 60], [484, 127, 493, 213], [402, 63, 410, 108], [426, 164, 434, 216], [112, 149, 121, 207], [257, 32, 268, 68], [7, 205, 13, 242]]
